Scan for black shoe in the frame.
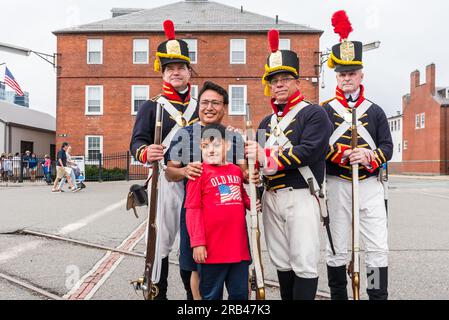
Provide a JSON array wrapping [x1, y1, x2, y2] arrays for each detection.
[[153, 257, 169, 300], [367, 267, 388, 300], [277, 270, 295, 300], [327, 265, 349, 300]]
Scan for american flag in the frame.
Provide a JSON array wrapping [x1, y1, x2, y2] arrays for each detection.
[[4, 67, 24, 96], [218, 184, 241, 203]]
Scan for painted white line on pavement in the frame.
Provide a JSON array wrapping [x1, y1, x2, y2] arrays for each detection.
[[58, 199, 127, 235], [0, 241, 45, 264]]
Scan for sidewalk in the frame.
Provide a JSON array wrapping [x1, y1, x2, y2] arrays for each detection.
[[390, 174, 449, 181]]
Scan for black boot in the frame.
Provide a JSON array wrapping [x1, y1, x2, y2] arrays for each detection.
[[367, 267, 388, 300], [180, 269, 194, 300], [153, 257, 169, 300], [277, 270, 295, 300], [327, 265, 348, 300], [293, 276, 318, 300]]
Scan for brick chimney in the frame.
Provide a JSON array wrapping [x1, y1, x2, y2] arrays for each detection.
[[411, 70, 420, 92], [426, 63, 436, 96]]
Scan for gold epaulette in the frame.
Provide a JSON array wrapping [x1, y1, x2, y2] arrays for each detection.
[[149, 94, 162, 102], [320, 97, 336, 107]]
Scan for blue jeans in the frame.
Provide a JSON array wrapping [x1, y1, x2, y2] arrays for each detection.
[[198, 261, 249, 300]]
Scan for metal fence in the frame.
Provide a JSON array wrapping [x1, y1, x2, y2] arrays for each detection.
[[0, 152, 148, 184]]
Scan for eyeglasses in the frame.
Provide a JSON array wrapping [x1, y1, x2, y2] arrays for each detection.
[[269, 77, 296, 86], [200, 100, 224, 108]]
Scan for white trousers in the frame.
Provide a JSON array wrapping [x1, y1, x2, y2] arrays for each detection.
[[263, 188, 321, 279], [325, 176, 389, 268], [147, 171, 184, 283]]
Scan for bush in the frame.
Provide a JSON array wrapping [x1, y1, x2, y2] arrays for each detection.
[[85, 165, 127, 181]]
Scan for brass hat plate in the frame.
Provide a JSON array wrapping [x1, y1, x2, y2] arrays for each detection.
[[340, 40, 355, 62]]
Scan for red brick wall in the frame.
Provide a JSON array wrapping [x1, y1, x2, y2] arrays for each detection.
[[56, 32, 321, 156], [401, 64, 446, 175]]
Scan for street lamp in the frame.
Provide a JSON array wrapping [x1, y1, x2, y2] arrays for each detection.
[[0, 42, 57, 69], [318, 41, 381, 88]]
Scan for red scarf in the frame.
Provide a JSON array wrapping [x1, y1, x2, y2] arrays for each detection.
[[270, 90, 305, 117], [162, 82, 191, 103], [335, 85, 366, 108]]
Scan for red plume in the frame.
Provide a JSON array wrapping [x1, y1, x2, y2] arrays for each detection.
[[268, 29, 279, 53], [163, 20, 175, 40], [331, 10, 353, 41]]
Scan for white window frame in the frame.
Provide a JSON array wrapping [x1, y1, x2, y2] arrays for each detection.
[[85, 85, 103, 116], [131, 85, 150, 115], [230, 39, 246, 64], [404, 140, 408, 150], [87, 39, 103, 65], [85, 135, 103, 163], [190, 85, 199, 100], [415, 114, 420, 129], [183, 39, 198, 64], [133, 39, 149, 64], [228, 85, 247, 116], [279, 39, 291, 50], [420, 113, 425, 129]]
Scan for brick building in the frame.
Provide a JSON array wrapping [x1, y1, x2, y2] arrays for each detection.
[[52, 0, 322, 158], [390, 64, 449, 175]]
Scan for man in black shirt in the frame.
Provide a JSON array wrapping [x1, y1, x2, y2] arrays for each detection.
[[52, 142, 77, 193]]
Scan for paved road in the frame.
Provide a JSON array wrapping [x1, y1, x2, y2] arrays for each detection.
[[0, 176, 448, 300]]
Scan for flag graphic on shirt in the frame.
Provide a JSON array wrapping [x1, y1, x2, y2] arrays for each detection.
[[218, 184, 241, 203]]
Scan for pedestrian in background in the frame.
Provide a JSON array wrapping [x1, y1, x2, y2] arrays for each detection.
[[29, 153, 38, 182], [41, 154, 52, 185]]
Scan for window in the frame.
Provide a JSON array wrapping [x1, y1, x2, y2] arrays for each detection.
[[132, 86, 149, 115], [389, 122, 393, 132], [85, 86, 103, 115], [133, 39, 149, 64], [398, 143, 401, 153], [229, 85, 247, 115], [190, 85, 198, 100], [394, 121, 397, 131], [230, 39, 246, 64], [398, 119, 401, 131], [183, 39, 197, 64], [87, 39, 103, 64], [421, 113, 425, 129], [279, 39, 291, 50], [85, 136, 103, 162], [415, 114, 421, 129], [404, 140, 408, 150]]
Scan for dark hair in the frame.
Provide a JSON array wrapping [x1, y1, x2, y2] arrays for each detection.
[[198, 81, 229, 105], [201, 123, 229, 143], [62, 142, 69, 148]]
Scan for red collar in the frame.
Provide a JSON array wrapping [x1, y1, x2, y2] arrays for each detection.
[[162, 82, 191, 103], [270, 91, 305, 117], [335, 85, 366, 108]]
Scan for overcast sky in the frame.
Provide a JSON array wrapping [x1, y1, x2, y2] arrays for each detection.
[[1, 0, 448, 118]]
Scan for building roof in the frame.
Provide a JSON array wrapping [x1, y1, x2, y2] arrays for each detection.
[[0, 100, 56, 132], [53, 0, 322, 34], [435, 87, 449, 105]]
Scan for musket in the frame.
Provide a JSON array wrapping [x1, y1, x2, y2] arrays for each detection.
[[348, 106, 361, 301], [379, 164, 389, 216], [245, 103, 266, 300], [132, 102, 163, 300]]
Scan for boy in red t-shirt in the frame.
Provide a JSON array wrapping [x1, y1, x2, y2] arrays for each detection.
[[185, 124, 256, 300]]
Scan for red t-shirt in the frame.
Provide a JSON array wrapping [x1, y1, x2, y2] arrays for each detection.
[[185, 163, 251, 264]]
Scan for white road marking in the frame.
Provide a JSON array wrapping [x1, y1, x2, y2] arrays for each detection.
[[58, 199, 126, 235], [0, 241, 45, 264]]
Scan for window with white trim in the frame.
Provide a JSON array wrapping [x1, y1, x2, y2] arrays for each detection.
[[229, 85, 247, 115], [279, 39, 291, 50], [85, 86, 103, 115], [398, 143, 401, 153], [415, 114, 421, 129], [87, 39, 103, 64], [398, 119, 401, 131], [420, 113, 425, 129], [404, 140, 408, 150], [190, 85, 198, 100], [132, 85, 149, 115], [85, 136, 103, 162], [183, 39, 197, 64], [230, 39, 246, 64], [133, 39, 149, 64]]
